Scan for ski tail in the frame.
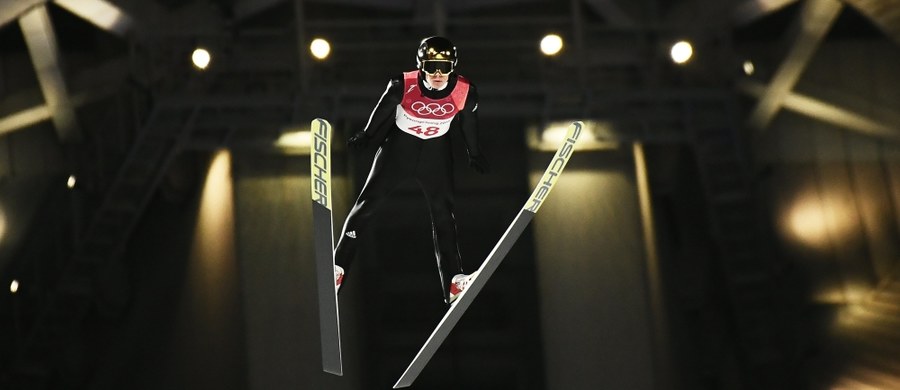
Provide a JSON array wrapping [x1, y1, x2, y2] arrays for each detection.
[[311, 118, 343, 376], [393, 121, 583, 388]]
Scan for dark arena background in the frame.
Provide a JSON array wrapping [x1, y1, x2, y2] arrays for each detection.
[[1, 0, 900, 389]]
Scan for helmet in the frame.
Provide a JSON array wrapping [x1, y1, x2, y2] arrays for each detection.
[[416, 36, 458, 70]]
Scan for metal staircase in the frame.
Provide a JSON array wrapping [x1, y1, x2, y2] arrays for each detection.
[[685, 98, 791, 388], [10, 102, 199, 387]]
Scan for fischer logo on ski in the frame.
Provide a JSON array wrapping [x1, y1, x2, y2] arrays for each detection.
[[311, 120, 331, 208], [526, 124, 581, 213]]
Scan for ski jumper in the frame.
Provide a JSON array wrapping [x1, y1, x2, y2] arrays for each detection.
[[334, 71, 482, 303]]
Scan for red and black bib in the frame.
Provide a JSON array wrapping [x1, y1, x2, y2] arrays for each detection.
[[395, 71, 470, 140]]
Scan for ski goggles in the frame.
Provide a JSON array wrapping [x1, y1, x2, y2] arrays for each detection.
[[421, 61, 454, 76]]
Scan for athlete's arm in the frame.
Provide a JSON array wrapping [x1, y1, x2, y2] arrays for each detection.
[[348, 76, 403, 148], [459, 84, 489, 173]]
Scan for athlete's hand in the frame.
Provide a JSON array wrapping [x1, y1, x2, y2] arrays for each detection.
[[468, 154, 490, 174], [347, 130, 369, 149]]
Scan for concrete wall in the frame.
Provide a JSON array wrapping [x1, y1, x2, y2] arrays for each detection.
[[533, 149, 656, 390], [90, 151, 246, 390], [232, 151, 362, 390], [752, 40, 900, 387], [756, 40, 900, 305], [88, 149, 368, 390]]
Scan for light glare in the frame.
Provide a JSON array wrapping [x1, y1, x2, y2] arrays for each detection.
[[192, 48, 211, 70], [781, 190, 858, 251], [0, 208, 7, 244], [787, 198, 830, 247], [743, 60, 755, 75], [67, 175, 76, 188], [532, 120, 618, 151], [540, 34, 564, 56], [10, 280, 18, 294], [276, 130, 312, 149], [670, 41, 693, 64], [310, 38, 331, 60]]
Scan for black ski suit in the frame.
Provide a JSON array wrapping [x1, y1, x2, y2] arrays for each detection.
[[334, 71, 486, 303]]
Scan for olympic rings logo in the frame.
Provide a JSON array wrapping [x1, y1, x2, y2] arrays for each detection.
[[411, 101, 456, 117]]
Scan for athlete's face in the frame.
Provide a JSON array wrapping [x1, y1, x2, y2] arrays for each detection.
[[425, 71, 448, 89]]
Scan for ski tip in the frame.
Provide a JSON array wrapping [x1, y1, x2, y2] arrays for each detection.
[[324, 368, 343, 376], [570, 121, 584, 139], [312, 118, 332, 129]]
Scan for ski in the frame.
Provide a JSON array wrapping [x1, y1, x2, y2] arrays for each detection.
[[393, 121, 583, 388], [311, 118, 342, 376]]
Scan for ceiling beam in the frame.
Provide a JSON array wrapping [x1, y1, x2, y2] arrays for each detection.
[[19, 4, 82, 142], [583, 0, 634, 28], [842, 0, 900, 46], [0, 0, 45, 29], [0, 86, 118, 136], [739, 80, 900, 142], [732, 0, 800, 26], [235, 0, 285, 20], [745, 0, 842, 131], [293, 0, 309, 92], [54, 0, 134, 37], [434, 0, 447, 36], [0, 104, 51, 136], [0, 57, 129, 135]]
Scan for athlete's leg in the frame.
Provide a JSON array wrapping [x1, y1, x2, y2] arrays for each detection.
[[416, 142, 464, 303], [334, 140, 408, 275]]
